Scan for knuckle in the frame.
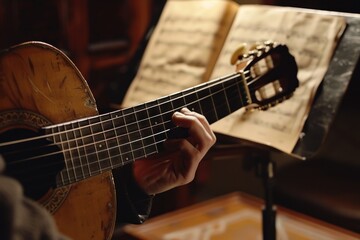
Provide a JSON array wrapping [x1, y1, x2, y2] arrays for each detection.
[[198, 114, 206, 122]]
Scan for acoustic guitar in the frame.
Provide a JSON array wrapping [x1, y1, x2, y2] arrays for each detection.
[[0, 41, 298, 239]]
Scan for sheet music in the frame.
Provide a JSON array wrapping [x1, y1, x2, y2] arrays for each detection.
[[210, 5, 346, 153], [122, 0, 238, 107]]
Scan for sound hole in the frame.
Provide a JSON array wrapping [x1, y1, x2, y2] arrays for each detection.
[[0, 128, 64, 200]]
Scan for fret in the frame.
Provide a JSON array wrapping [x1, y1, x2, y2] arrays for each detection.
[[113, 111, 129, 164], [182, 89, 202, 113], [109, 111, 124, 166], [97, 115, 111, 170], [221, 80, 233, 113], [158, 96, 175, 131], [197, 87, 217, 124], [169, 92, 186, 111], [209, 81, 231, 121], [123, 107, 145, 160], [144, 102, 159, 155], [51, 127, 66, 185], [194, 89, 205, 118], [225, 75, 245, 111], [113, 109, 134, 164], [147, 100, 167, 149], [64, 123, 83, 181], [59, 125, 73, 182], [170, 92, 185, 112], [82, 118, 101, 175], [130, 139, 144, 160], [133, 106, 147, 159], [234, 74, 245, 108], [209, 89, 220, 122], [76, 119, 96, 176], [58, 124, 75, 184], [134, 104, 157, 157], [157, 98, 171, 139], [72, 120, 90, 178], [237, 73, 251, 105], [147, 100, 164, 129], [191, 81, 217, 114]]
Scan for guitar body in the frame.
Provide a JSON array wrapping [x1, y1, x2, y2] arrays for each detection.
[[0, 42, 116, 240]]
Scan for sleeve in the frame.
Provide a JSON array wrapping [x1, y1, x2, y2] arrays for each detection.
[[0, 155, 70, 240], [112, 164, 155, 226]]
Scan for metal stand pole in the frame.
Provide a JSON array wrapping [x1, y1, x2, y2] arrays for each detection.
[[256, 155, 276, 240]]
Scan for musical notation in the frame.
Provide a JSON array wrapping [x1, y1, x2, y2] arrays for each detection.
[[123, 2, 345, 154], [123, 0, 238, 107], [210, 5, 345, 153]]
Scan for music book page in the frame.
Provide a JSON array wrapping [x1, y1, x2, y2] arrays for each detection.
[[210, 5, 346, 153], [122, 0, 346, 155], [122, 0, 238, 107]]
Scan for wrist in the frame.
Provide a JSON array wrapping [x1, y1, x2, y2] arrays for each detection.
[[128, 165, 154, 200]]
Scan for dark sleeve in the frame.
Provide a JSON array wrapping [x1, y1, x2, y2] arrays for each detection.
[[112, 164, 154, 226], [0, 156, 70, 240]]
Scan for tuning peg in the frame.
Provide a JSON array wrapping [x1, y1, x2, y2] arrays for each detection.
[[230, 43, 247, 65], [230, 40, 278, 65], [265, 41, 280, 51], [256, 45, 266, 53], [247, 50, 259, 58], [261, 105, 270, 110], [264, 40, 275, 47]]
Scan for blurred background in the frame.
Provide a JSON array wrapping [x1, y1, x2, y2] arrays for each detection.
[[0, 0, 358, 111]]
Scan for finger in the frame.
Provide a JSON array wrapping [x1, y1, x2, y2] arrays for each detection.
[[178, 108, 217, 148], [163, 138, 201, 182], [172, 110, 216, 152], [180, 108, 216, 141]]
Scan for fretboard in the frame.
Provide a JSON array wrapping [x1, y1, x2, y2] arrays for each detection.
[[46, 72, 250, 186]]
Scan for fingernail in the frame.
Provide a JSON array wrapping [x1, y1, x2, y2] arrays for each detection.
[[181, 107, 190, 113]]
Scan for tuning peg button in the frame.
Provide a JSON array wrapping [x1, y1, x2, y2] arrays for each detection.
[[230, 44, 247, 65]]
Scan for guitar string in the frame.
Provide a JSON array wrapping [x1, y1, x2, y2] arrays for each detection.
[[4, 71, 249, 161], [2, 71, 250, 152], [60, 79, 248, 185], [3, 72, 250, 186], [4, 73, 256, 187], [2, 72, 262, 186], [7, 82, 249, 187], [0, 71, 248, 147], [3, 71, 251, 171], [2, 44, 283, 148]]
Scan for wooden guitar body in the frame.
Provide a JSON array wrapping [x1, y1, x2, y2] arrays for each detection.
[[0, 42, 116, 240]]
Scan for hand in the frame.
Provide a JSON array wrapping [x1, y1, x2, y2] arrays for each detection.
[[132, 108, 216, 195]]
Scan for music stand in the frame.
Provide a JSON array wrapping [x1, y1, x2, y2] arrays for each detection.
[[261, 12, 360, 240], [214, 11, 360, 240]]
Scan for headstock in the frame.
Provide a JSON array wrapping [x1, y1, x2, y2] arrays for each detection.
[[232, 41, 299, 110]]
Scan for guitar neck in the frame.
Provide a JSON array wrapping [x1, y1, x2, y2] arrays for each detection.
[[47, 72, 250, 186], [1, 42, 298, 190]]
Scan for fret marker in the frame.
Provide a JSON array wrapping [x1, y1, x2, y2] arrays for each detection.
[[126, 157, 129, 161], [99, 144, 102, 148], [154, 121, 158, 125]]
